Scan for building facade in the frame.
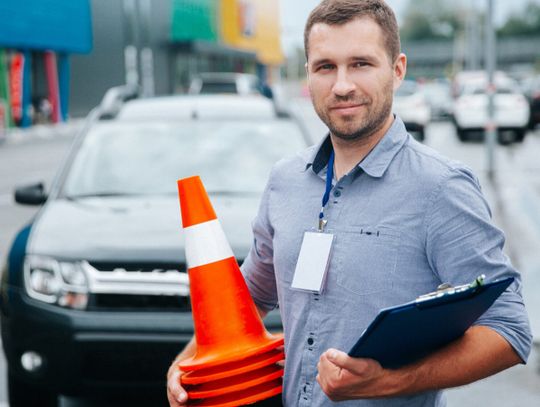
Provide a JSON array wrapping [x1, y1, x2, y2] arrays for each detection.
[[70, 0, 283, 117], [0, 0, 283, 122], [0, 0, 92, 127]]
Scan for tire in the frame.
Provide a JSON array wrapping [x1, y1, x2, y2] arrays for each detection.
[[8, 372, 59, 407], [497, 131, 513, 146], [456, 128, 468, 142], [514, 129, 526, 143], [417, 127, 425, 142]]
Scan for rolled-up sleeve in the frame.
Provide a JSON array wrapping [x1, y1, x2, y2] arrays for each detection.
[[241, 170, 278, 312], [425, 166, 532, 363]]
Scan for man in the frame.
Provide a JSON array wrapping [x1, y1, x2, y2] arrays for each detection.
[[167, 1, 531, 405]]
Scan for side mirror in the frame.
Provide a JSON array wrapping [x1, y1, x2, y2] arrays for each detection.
[[14, 182, 47, 206]]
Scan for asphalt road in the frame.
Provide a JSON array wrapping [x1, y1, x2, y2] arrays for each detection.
[[1, 107, 540, 406]]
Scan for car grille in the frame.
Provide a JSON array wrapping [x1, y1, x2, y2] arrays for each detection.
[[83, 261, 191, 312], [87, 293, 191, 312]]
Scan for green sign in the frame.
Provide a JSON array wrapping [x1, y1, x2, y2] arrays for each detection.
[[171, 0, 218, 42]]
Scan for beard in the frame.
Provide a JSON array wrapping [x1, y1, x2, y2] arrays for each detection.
[[312, 81, 394, 143]]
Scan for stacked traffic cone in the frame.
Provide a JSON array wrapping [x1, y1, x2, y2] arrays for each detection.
[[176, 176, 284, 407]]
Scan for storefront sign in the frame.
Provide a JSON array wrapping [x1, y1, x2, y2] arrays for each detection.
[[0, 0, 92, 53], [171, 0, 218, 42], [220, 0, 283, 65], [238, 0, 256, 37], [9, 53, 24, 122]]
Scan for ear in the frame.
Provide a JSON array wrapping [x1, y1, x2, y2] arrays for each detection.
[[392, 53, 407, 91]]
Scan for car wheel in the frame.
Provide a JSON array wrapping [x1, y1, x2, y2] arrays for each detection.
[[456, 128, 468, 142], [8, 372, 59, 407], [514, 129, 526, 143], [417, 127, 425, 142], [497, 131, 513, 145]]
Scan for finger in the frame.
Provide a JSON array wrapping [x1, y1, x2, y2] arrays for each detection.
[[324, 348, 378, 376], [167, 369, 188, 406], [167, 388, 187, 407]]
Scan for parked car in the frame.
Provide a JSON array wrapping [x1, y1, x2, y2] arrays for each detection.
[[419, 81, 453, 121], [393, 80, 431, 142], [188, 72, 273, 98], [0, 88, 309, 406], [452, 76, 530, 143], [521, 75, 540, 129]]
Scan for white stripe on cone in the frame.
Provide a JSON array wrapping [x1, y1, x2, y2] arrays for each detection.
[[185, 219, 234, 269]]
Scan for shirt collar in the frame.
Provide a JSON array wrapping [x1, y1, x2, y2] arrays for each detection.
[[307, 116, 408, 178]]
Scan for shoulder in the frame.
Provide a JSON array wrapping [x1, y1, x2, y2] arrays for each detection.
[[399, 138, 489, 220], [398, 136, 480, 193]]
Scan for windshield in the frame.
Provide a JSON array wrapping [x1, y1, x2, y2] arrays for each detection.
[[200, 82, 239, 94], [62, 120, 306, 197]]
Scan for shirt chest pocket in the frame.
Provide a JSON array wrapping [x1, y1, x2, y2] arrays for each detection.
[[334, 227, 400, 296]]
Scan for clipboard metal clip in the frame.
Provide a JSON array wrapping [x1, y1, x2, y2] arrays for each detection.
[[415, 274, 485, 303]]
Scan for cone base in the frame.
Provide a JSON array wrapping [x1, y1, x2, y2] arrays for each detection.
[[189, 379, 282, 407], [180, 334, 284, 372], [186, 365, 284, 399], [182, 349, 284, 385]]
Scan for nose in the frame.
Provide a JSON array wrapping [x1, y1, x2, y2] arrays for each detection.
[[332, 67, 355, 97]]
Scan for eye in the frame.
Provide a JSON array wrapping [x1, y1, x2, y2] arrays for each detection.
[[317, 64, 335, 71], [352, 61, 369, 68]]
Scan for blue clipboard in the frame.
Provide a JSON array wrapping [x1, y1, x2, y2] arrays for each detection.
[[348, 276, 514, 368]]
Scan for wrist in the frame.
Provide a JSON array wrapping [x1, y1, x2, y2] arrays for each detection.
[[381, 366, 417, 397]]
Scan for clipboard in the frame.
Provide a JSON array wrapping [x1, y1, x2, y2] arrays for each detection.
[[347, 276, 514, 368]]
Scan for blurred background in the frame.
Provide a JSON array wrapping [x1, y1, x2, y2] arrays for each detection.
[[1, 0, 540, 406]]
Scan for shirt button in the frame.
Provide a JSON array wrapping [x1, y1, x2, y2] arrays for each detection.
[[307, 337, 314, 345], [333, 190, 341, 197]]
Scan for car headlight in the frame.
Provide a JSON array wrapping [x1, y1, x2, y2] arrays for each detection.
[[24, 255, 89, 310]]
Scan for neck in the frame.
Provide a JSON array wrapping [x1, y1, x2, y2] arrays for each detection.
[[331, 114, 394, 180]]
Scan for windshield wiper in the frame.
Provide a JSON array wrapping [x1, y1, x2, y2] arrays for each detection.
[[65, 192, 146, 200]]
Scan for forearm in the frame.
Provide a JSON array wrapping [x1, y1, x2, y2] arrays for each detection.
[[390, 325, 521, 396]]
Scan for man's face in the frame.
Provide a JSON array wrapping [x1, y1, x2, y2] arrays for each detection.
[[306, 17, 405, 142]]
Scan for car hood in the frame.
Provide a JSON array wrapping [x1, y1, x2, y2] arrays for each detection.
[[28, 195, 260, 263]]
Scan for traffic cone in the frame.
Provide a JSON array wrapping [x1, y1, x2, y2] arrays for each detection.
[[176, 176, 284, 405]]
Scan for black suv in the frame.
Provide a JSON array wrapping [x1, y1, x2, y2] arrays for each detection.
[[0, 86, 307, 406]]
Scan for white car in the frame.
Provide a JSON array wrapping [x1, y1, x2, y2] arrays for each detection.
[[453, 76, 530, 143], [393, 80, 431, 142]]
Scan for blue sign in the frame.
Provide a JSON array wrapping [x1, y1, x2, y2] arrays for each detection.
[[0, 0, 92, 53]]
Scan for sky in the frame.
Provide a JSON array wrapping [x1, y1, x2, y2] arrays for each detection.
[[279, 0, 539, 54]]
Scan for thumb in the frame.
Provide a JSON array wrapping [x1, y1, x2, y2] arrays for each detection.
[[325, 348, 375, 376]]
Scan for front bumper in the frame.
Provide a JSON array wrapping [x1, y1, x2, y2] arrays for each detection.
[[454, 109, 530, 129], [1, 285, 282, 397]]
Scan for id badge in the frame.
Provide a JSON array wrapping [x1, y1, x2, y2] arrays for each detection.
[[291, 231, 334, 293]]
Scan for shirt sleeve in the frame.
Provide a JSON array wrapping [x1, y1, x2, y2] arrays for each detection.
[[425, 166, 533, 363], [240, 169, 279, 312]]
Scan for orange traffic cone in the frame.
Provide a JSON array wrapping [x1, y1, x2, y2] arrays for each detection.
[[176, 176, 284, 406]]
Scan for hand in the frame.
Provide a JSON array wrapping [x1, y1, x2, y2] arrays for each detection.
[[167, 360, 188, 406], [316, 348, 389, 401], [276, 344, 285, 368]]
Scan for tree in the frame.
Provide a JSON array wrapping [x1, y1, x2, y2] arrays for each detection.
[[498, 1, 540, 37], [400, 0, 464, 41]]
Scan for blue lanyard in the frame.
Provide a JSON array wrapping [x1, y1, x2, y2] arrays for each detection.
[[318, 151, 334, 231]]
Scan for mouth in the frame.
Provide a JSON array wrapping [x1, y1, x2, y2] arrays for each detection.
[[330, 104, 365, 115]]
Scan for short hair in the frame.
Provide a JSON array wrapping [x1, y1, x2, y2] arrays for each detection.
[[304, 0, 401, 63]]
